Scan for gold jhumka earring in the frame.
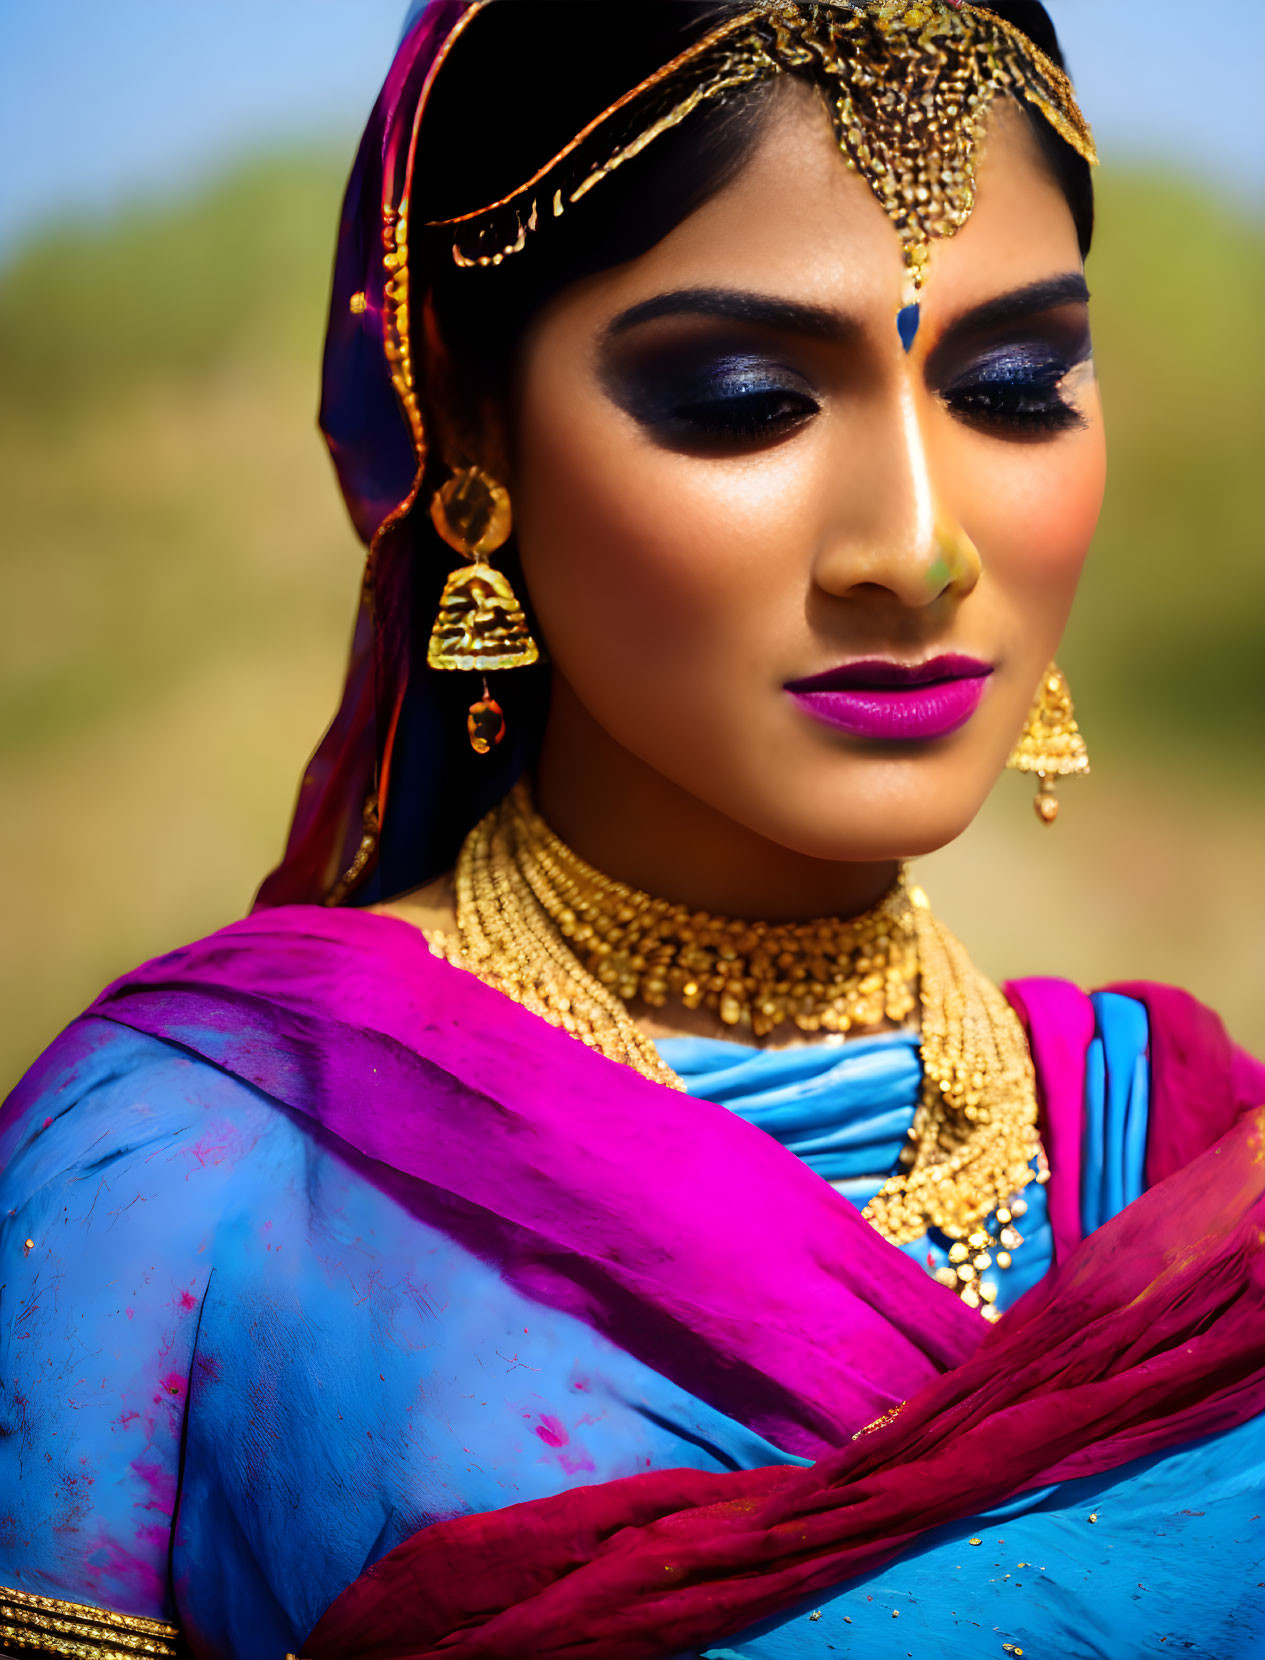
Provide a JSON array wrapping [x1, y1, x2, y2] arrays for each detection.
[[1006, 664, 1089, 824], [426, 465, 540, 754]]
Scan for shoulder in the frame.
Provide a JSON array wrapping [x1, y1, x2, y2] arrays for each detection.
[[0, 1019, 315, 1619], [1, 1017, 308, 1221], [1, 902, 503, 1218]]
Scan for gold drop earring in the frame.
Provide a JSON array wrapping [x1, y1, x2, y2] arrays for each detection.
[[426, 465, 540, 754], [1006, 664, 1090, 824]]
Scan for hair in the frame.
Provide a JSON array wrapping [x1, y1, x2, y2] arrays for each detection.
[[367, 0, 1095, 897]]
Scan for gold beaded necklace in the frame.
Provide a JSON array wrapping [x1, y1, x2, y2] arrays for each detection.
[[427, 783, 1043, 1315]]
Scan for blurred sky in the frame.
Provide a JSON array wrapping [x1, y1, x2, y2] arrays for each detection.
[[1, 0, 1263, 261]]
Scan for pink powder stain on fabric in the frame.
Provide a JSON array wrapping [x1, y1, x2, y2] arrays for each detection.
[[135, 1521, 169, 1556], [125, 1309, 135, 1320], [184, 1120, 243, 1170], [41, 1116, 53, 1129], [533, 1414, 569, 1448], [77, 1529, 166, 1602], [156, 1372, 186, 1404], [557, 1449, 596, 1476], [113, 1410, 140, 1431], [174, 1289, 198, 1311], [131, 1458, 176, 1516]]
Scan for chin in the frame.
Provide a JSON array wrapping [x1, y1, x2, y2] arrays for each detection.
[[735, 779, 986, 866]]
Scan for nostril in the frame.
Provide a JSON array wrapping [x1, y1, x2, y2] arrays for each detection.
[[926, 519, 982, 599]]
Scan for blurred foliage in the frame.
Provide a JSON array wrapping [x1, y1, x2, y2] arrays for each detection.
[[0, 153, 352, 763], [0, 154, 1262, 1087], [1064, 171, 1265, 766], [0, 154, 338, 407]]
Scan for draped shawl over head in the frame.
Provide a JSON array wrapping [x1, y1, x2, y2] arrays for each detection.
[[256, 0, 1093, 913], [256, 0, 481, 911]]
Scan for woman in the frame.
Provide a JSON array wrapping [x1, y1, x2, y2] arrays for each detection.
[[2, 3, 1262, 1656]]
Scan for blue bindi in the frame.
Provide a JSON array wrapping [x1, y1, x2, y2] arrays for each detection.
[[897, 302, 921, 354]]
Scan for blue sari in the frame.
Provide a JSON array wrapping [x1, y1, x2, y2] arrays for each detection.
[[2, 922, 1261, 1658]]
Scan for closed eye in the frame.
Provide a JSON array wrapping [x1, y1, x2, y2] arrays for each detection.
[[601, 347, 822, 452], [940, 347, 1088, 438]]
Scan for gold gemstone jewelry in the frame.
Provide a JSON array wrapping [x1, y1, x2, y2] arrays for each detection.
[[870, 887, 1045, 1319], [426, 465, 540, 753], [1006, 663, 1090, 824], [510, 794, 920, 1041], [428, 783, 1041, 1312]]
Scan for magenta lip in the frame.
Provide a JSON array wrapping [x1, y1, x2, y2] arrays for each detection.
[[786, 655, 993, 741]]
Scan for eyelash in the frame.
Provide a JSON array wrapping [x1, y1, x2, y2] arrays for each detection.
[[664, 384, 820, 443], [940, 360, 1086, 434]]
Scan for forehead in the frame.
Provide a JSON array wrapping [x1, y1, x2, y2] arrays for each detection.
[[555, 84, 1082, 333]]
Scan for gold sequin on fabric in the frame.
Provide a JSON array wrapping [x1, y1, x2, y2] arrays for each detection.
[[0, 1585, 182, 1660], [428, 1, 1095, 294], [428, 783, 1042, 1296]]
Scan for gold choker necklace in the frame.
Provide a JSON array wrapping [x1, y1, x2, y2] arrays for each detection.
[[512, 801, 920, 1041], [428, 783, 1043, 1313]]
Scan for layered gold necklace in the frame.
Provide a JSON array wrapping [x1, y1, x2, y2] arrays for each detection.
[[427, 783, 1043, 1314]]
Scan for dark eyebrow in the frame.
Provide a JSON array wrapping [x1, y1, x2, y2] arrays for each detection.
[[604, 274, 1089, 353], [937, 273, 1090, 343], [604, 286, 858, 345]]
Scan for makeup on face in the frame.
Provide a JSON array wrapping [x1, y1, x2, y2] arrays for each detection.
[[598, 340, 822, 448], [784, 655, 994, 742], [596, 275, 1093, 453]]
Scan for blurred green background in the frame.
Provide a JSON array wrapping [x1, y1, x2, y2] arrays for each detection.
[[1, 148, 1263, 1085]]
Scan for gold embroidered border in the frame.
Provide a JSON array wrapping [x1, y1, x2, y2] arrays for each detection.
[[0, 1585, 180, 1660]]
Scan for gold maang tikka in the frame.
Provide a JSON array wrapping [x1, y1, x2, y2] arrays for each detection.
[[425, 2, 1096, 350], [427, 465, 540, 754], [1006, 663, 1089, 823]]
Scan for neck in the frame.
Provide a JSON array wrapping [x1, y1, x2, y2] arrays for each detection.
[[533, 685, 899, 922]]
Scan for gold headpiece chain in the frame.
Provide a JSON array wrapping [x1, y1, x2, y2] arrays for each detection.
[[427, 1, 1095, 299], [427, 783, 1043, 1314]]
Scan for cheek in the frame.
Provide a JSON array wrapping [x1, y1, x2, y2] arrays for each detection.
[[962, 400, 1106, 609], [512, 387, 811, 688]]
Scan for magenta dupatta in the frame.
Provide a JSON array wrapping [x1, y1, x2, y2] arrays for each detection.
[[83, 906, 1265, 1659]]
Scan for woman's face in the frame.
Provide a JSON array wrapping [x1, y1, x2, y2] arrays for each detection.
[[509, 84, 1104, 872]]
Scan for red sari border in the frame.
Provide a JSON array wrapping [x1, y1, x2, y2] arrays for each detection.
[[303, 1105, 1265, 1658]]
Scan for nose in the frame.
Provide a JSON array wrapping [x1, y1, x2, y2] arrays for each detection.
[[813, 379, 981, 608]]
